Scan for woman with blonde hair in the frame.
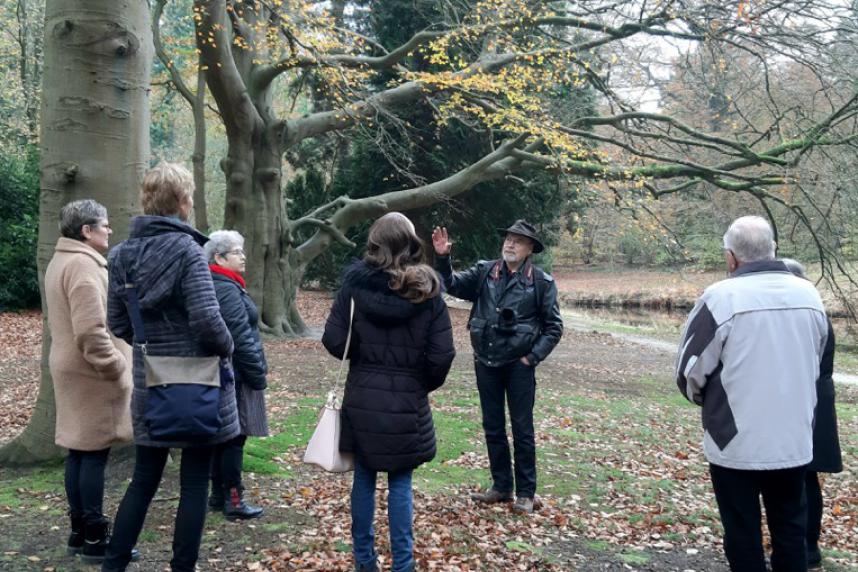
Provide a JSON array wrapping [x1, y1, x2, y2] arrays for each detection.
[[101, 163, 238, 572], [322, 212, 456, 572]]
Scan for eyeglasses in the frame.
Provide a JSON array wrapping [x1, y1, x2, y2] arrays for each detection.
[[84, 222, 111, 231], [222, 249, 246, 258]]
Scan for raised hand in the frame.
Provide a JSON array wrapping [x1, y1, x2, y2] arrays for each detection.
[[432, 226, 452, 256]]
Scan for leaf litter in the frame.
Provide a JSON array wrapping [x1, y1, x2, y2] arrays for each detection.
[[1, 291, 855, 570]]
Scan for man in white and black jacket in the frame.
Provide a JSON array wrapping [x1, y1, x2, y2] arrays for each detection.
[[676, 216, 828, 572]]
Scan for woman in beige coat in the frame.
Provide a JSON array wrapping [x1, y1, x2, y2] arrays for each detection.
[[45, 199, 133, 563]]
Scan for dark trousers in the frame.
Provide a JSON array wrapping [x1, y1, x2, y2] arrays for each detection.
[[211, 434, 247, 491], [475, 360, 537, 498], [805, 472, 822, 550], [709, 463, 808, 572], [65, 448, 110, 525], [103, 445, 213, 572]]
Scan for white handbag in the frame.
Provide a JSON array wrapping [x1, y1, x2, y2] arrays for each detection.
[[303, 299, 356, 473]]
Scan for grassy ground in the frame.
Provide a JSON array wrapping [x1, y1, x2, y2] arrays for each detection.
[[0, 288, 856, 571]]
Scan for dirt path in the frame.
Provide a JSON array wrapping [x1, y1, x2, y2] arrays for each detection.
[[563, 308, 858, 387]]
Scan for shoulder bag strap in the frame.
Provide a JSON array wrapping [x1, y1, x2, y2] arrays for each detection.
[[327, 298, 355, 408], [122, 253, 148, 349]]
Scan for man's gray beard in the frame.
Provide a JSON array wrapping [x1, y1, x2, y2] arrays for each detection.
[[502, 252, 519, 263]]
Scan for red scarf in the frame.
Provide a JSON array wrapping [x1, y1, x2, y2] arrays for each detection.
[[210, 264, 246, 288]]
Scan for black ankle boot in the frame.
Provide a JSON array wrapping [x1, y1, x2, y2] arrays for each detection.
[[808, 543, 822, 567], [67, 514, 84, 555], [79, 520, 110, 565], [97, 549, 141, 570], [224, 486, 263, 520], [209, 487, 225, 512]]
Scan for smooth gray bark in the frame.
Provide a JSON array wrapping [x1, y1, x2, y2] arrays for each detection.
[[0, 0, 153, 465]]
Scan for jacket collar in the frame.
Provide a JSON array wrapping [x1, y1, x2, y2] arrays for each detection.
[[490, 257, 535, 285], [129, 215, 208, 247], [731, 259, 789, 278], [54, 237, 107, 268]]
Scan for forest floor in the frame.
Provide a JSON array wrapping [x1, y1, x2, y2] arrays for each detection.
[[0, 270, 856, 571]]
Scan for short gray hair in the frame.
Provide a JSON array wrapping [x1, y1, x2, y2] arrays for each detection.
[[723, 216, 776, 263], [59, 199, 107, 241], [204, 230, 245, 263], [782, 258, 807, 279]]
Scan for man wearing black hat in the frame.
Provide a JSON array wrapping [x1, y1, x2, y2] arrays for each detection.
[[432, 220, 563, 514]]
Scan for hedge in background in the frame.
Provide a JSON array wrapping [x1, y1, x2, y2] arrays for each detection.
[[0, 145, 40, 310]]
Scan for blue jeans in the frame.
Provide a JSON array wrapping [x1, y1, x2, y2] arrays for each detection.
[[351, 460, 414, 572]]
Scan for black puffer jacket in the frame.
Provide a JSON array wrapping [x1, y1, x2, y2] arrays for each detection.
[[211, 272, 267, 390], [322, 260, 455, 472], [809, 320, 843, 473]]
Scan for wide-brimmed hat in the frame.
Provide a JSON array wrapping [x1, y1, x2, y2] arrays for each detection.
[[497, 219, 544, 253]]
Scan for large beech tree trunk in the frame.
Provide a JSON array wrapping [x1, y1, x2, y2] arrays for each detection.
[[0, 0, 153, 465]]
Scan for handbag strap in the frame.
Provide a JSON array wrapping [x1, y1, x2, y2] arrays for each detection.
[[327, 298, 354, 408], [335, 298, 355, 389]]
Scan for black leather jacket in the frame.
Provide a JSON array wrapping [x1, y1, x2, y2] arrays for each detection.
[[435, 255, 563, 367]]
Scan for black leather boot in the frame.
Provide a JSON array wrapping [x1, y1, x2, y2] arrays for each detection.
[[208, 486, 225, 512], [67, 513, 84, 555], [97, 549, 141, 571], [224, 486, 264, 520], [79, 520, 110, 565]]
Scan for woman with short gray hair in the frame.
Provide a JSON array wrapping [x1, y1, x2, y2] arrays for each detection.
[[205, 230, 269, 519], [202, 230, 244, 264], [45, 199, 134, 563], [58, 199, 109, 241]]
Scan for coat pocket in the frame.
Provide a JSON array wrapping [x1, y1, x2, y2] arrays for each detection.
[[468, 317, 486, 351], [506, 323, 538, 357]]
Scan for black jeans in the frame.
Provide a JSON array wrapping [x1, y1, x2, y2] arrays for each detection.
[[211, 434, 247, 491], [805, 471, 822, 550], [103, 445, 213, 572], [65, 448, 111, 524], [475, 360, 537, 497], [709, 463, 808, 572]]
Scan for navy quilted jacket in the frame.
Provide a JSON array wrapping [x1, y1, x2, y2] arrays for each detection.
[[211, 272, 267, 390], [322, 260, 455, 472], [107, 216, 239, 448]]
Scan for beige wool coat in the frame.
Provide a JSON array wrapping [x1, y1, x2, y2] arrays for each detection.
[[45, 237, 133, 451]]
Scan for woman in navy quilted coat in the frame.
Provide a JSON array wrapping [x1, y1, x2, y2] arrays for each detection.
[[102, 163, 238, 572], [203, 230, 269, 520], [322, 212, 455, 572]]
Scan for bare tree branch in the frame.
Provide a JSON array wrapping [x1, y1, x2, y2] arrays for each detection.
[[152, 0, 196, 105]]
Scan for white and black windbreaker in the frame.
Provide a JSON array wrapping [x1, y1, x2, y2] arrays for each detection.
[[675, 260, 828, 470]]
